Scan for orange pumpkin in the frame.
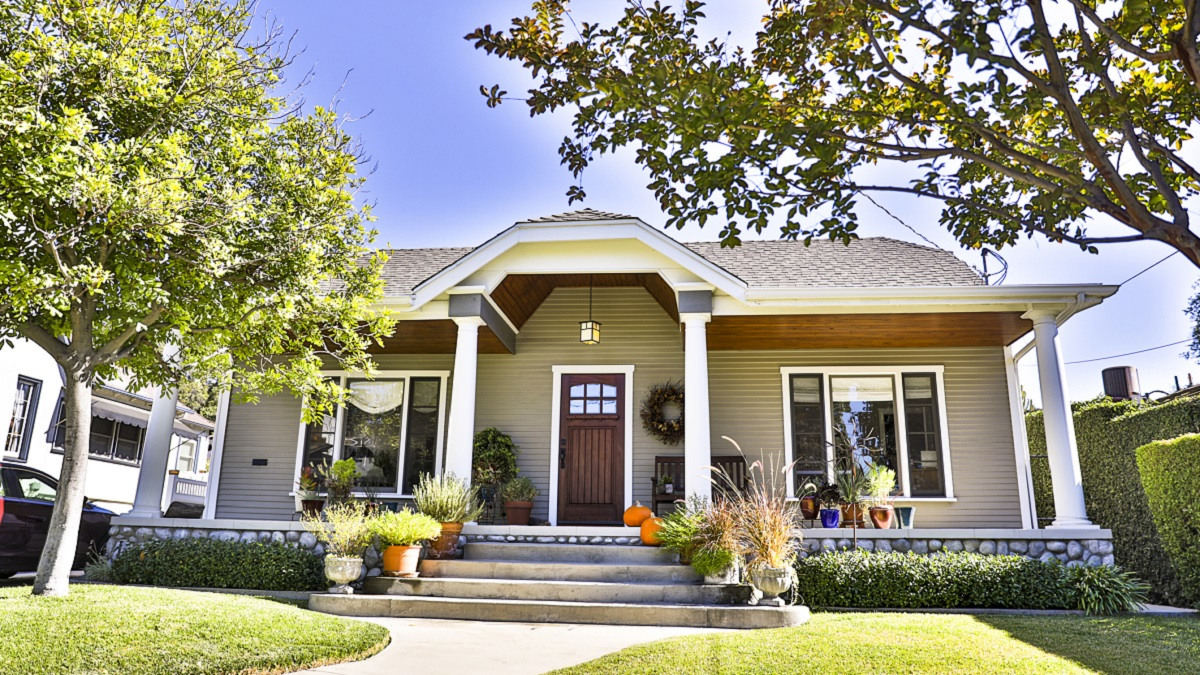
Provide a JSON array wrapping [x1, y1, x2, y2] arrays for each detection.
[[640, 516, 664, 546], [623, 502, 652, 527]]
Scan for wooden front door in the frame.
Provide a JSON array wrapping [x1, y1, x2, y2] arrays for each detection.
[[558, 373, 625, 524]]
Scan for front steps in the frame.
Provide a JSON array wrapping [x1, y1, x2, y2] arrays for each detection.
[[309, 541, 810, 629]]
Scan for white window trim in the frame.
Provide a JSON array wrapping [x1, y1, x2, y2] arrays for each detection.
[[779, 365, 955, 500], [548, 365, 635, 527], [292, 370, 450, 499]]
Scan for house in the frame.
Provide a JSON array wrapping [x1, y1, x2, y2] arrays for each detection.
[[166, 209, 1113, 531], [1, 337, 214, 514]]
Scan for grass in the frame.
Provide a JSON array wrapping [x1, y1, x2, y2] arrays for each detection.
[[0, 584, 389, 675], [553, 612, 1200, 675]]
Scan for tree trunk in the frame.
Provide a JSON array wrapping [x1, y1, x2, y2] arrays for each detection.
[[32, 371, 92, 596]]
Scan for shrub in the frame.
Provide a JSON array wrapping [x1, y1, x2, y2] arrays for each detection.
[[369, 509, 442, 547], [413, 472, 483, 523], [1137, 434, 1200, 608], [656, 498, 705, 562], [473, 427, 519, 487], [301, 500, 373, 558], [111, 538, 325, 591], [499, 476, 539, 503], [1027, 396, 1199, 604], [793, 551, 1145, 614], [691, 548, 736, 578]]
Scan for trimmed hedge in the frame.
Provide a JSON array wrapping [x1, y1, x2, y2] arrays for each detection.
[[793, 551, 1146, 614], [1027, 396, 1200, 605], [111, 538, 326, 591], [1137, 434, 1200, 609]]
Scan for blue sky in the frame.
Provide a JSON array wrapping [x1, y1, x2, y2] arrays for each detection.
[[255, 1, 1198, 403]]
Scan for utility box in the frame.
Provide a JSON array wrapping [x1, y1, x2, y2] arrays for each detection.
[[1102, 366, 1140, 401]]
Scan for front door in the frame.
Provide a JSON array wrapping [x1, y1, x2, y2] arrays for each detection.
[[558, 374, 625, 525]]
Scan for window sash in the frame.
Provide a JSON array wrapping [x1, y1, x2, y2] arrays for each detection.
[[781, 367, 952, 499], [4, 376, 41, 461]]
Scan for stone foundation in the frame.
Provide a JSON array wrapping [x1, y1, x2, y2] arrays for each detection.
[[797, 535, 1114, 567]]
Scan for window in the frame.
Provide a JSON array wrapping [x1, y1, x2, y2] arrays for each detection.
[[13, 469, 57, 502], [4, 376, 41, 461], [175, 439, 197, 473], [88, 417, 145, 464], [782, 367, 953, 499], [47, 391, 65, 449], [294, 372, 448, 497]]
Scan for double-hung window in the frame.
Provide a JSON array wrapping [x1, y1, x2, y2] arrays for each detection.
[[4, 376, 42, 461], [295, 371, 449, 498], [88, 417, 146, 464], [782, 367, 953, 499]]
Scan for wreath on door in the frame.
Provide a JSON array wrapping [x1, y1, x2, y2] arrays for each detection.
[[640, 382, 685, 446]]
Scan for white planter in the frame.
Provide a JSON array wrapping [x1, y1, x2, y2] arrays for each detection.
[[324, 556, 363, 594], [749, 566, 793, 607]]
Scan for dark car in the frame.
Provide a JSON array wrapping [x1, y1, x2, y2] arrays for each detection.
[[0, 462, 114, 578]]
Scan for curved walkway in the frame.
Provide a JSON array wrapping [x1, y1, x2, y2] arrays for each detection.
[[298, 617, 725, 675]]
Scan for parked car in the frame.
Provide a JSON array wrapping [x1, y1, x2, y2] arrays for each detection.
[[0, 462, 114, 578]]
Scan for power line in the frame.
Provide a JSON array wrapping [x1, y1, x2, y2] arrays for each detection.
[[1063, 338, 1192, 365], [1120, 251, 1179, 286]]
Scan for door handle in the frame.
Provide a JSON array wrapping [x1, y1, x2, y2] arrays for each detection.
[[559, 438, 566, 468]]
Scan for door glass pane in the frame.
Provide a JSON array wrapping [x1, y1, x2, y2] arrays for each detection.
[[789, 375, 826, 489], [903, 374, 946, 496], [401, 378, 441, 495], [585, 399, 600, 414], [601, 399, 617, 414], [602, 385, 616, 397], [586, 383, 600, 397], [112, 423, 143, 463], [830, 376, 899, 476], [569, 384, 585, 397], [15, 471, 56, 502], [342, 378, 404, 492], [569, 399, 584, 414]]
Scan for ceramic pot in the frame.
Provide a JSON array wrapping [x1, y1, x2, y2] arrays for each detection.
[[896, 506, 916, 528], [840, 503, 867, 528], [819, 508, 841, 528], [324, 556, 363, 594], [869, 506, 894, 530], [749, 566, 793, 606], [300, 499, 325, 515], [703, 558, 739, 585], [663, 483, 674, 494], [799, 496, 820, 520], [504, 501, 533, 526], [429, 522, 464, 559], [381, 545, 422, 577]]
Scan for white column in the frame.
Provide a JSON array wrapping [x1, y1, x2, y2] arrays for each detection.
[[1028, 311, 1095, 528], [126, 385, 179, 518], [444, 316, 485, 484], [682, 313, 713, 501]]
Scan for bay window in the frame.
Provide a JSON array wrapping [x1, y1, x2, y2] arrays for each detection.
[[782, 366, 953, 499], [295, 371, 448, 497]]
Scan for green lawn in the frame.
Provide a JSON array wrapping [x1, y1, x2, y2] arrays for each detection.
[[0, 584, 389, 675], [553, 612, 1200, 675]]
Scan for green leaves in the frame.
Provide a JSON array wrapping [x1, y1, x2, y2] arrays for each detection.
[[111, 538, 326, 591]]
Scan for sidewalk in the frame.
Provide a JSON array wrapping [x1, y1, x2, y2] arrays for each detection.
[[298, 617, 726, 675]]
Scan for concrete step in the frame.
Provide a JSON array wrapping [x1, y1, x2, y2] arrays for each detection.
[[464, 542, 675, 565], [420, 559, 702, 584], [364, 576, 751, 605], [310, 593, 810, 629]]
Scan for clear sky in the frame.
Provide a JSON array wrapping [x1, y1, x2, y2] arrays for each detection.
[[254, 1, 1199, 404]]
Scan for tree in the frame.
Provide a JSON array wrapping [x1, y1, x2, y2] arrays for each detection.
[[178, 378, 221, 421], [0, 0, 393, 596], [468, 0, 1200, 265]]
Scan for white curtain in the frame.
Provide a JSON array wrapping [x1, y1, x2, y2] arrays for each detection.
[[347, 380, 405, 415]]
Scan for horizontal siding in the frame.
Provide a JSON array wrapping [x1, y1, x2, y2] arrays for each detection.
[[709, 347, 1021, 527]]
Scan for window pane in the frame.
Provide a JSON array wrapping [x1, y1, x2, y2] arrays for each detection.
[[4, 378, 39, 459], [601, 399, 617, 414], [569, 384, 585, 397], [89, 418, 116, 457], [112, 423, 143, 462], [585, 399, 600, 414], [903, 373, 945, 496], [789, 375, 826, 488], [301, 413, 337, 476], [602, 385, 616, 397], [15, 471, 56, 502], [586, 383, 600, 397], [401, 378, 441, 495], [831, 376, 899, 476], [343, 378, 404, 492], [49, 392, 66, 449], [569, 399, 584, 414]]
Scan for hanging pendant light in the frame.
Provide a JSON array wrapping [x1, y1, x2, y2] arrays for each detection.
[[580, 274, 601, 344]]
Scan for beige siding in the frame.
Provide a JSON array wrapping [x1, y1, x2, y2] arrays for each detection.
[[709, 347, 1022, 527]]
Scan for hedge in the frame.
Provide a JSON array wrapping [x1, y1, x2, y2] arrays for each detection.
[[793, 551, 1146, 614], [1027, 395, 1200, 605], [1136, 434, 1200, 609], [111, 538, 326, 591]]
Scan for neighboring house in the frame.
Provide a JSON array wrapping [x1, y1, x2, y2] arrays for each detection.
[[0, 337, 214, 514], [189, 209, 1114, 531]]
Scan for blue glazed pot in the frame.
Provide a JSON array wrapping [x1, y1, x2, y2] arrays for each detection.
[[896, 506, 916, 528], [819, 508, 841, 528]]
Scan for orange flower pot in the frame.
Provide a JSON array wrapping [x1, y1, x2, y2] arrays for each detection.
[[429, 522, 463, 560], [382, 544, 422, 577]]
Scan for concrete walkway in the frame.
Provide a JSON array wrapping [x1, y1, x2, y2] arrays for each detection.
[[299, 617, 726, 675]]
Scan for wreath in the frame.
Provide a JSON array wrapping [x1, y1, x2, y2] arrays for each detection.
[[640, 381, 685, 446]]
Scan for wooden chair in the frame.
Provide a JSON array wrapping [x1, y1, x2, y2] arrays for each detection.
[[650, 455, 748, 516]]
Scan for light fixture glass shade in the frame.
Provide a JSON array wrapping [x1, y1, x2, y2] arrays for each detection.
[[580, 320, 601, 344]]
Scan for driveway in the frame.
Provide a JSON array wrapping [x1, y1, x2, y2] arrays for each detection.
[[299, 617, 726, 675]]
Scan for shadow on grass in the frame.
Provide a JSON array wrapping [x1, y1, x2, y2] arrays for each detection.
[[977, 614, 1200, 674]]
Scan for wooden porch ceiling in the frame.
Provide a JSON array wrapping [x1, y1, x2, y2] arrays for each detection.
[[490, 273, 679, 328], [370, 319, 511, 355], [696, 312, 1033, 350]]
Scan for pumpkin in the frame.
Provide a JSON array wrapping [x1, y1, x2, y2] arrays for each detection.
[[640, 516, 664, 546], [623, 502, 652, 527]]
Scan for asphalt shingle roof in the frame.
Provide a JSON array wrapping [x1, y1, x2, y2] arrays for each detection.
[[517, 208, 638, 223]]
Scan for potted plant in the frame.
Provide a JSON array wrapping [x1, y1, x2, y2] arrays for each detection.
[[414, 472, 483, 560], [656, 495, 706, 565], [500, 476, 539, 525], [797, 478, 821, 521], [656, 473, 675, 495], [835, 460, 871, 546], [369, 508, 442, 577], [473, 427, 519, 522], [816, 482, 841, 528], [692, 498, 741, 584], [301, 501, 372, 594], [325, 458, 358, 504], [295, 465, 325, 514], [866, 464, 897, 530]]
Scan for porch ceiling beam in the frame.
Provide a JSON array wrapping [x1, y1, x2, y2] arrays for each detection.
[[694, 312, 1034, 350], [449, 293, 518, 354], [489, 273, 680, 328]]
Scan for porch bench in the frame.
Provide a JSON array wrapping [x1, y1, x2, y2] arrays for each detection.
[[650, 455, 747, 515]]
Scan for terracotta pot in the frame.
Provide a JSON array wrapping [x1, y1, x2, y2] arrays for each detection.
[[324, 556, 363, 594], [504, 500, 533, 526], [300, 499, 325, 515], [429, 522, 464, 560], [799, 496, 820, 520], [840, 503, 867, 528], [869, 506, 894, 530], [382, 544, 422, 577]]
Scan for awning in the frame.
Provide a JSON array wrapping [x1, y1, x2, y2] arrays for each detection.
[[91, 398, 205, 440]]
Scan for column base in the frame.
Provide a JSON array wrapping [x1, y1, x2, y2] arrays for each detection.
[[1048, 517, 1099, 529], [124, 506, 164, 519]]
